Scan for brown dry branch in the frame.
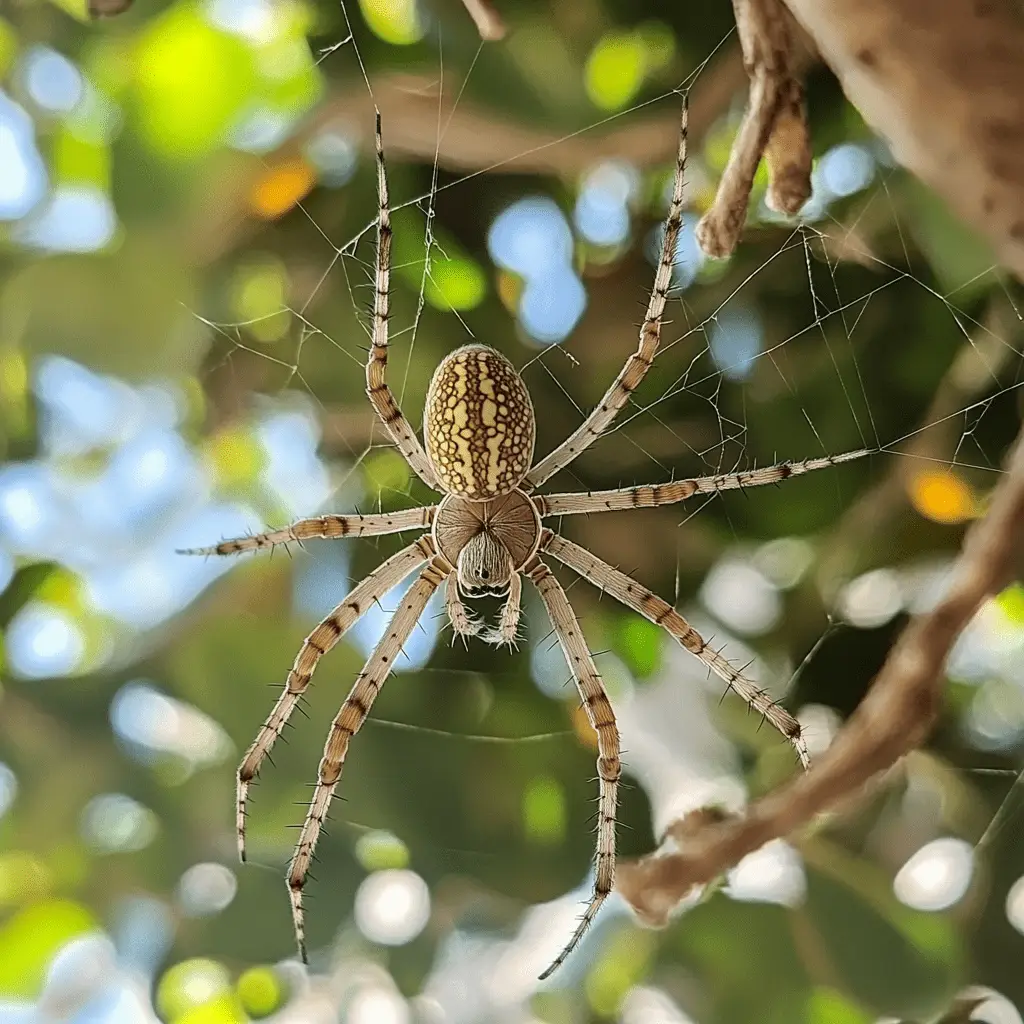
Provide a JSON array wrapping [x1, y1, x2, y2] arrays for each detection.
[[781, 0, 1024, 282], [294, 45, 748, 178], [695, 0, 812, 258], [190, 54, 747, 265], [617, 422, 1024, 928]]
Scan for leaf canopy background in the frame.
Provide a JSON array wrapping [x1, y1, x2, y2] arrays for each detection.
[[0, 1, 1023, 1022]]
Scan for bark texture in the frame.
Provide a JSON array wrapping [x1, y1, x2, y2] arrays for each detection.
[[782, 0, 1024, 280]]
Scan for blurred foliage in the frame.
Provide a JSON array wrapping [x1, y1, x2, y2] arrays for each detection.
[[1, 0, 1024, 1022]]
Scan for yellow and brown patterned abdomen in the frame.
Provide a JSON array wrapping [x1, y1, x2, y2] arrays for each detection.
[[424, 345, 536, 499]]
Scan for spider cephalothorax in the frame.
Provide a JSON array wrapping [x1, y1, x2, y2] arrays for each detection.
[[433, 488, 540, 596], [180, 104, 870, 980]]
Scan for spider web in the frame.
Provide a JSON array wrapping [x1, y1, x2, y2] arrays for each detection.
[[184, 2, 1024, 998]]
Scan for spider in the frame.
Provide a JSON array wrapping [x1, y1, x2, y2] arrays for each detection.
[[181, 102, 869, 979]]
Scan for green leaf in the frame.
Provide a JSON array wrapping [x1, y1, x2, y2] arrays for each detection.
[[903, 179, 999, 300], [675, 897, 811, 1024], [805, 987, 873, 1024], [134, 5, 256, 160], [613, 614, 663, 678], [802, 866, 962, 1018], [5, 239, 205, 379]]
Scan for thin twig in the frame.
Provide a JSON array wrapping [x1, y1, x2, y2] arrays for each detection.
[[617, 422, 1024, 927], [460, 0, 507, 40], [696, 0, 812, 258]]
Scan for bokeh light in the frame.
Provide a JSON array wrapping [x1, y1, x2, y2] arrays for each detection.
[[726, 839, 806, 906], [488, 197, 586, 344], [0, 764, 17, 820], [0, 3, 1020, 1020], [177, 863, 238, 917], [709, 305, 763, 381], [20, 46, 83, 115], [839, 568, 904, 628], [893, 837, 974, 911], [700, 556, 781, 636], [574, 160, 638, 247], [349, 985, 410, 1024], [0, 91, 47, 220], [80, 794, 159, 854], [355, 831, 411, 872], [621, 986, 696, 1024], [110, 681, 233, 768], [354, 869, 431, 946], [518, 268, 587, 344], [817, 142, 876, 199], [6, 603, 85, 679]]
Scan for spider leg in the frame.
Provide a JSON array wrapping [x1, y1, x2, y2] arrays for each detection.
[[536, 450, 870, 516], [525, 557, 620, 981], [177, 506, 435, 557], [236, 536, 432, 862], [446, 575, 483, 641], [366, 112, 442, 491], [543, 531, 810, 768], [287, 554, 447, 963], [484, 571, 522, 647], [525, 99, 688, 489]]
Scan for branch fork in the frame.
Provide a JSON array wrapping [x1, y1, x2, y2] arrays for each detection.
[[696, 0, 813, 258]]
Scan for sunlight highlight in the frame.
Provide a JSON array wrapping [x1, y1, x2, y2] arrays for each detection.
[[349, 985, 411, 1024], [249, 157, 316, 218], [80, 793, 158, 853], [727, 839, 806, 906], [839, 568, 904, 628], [6, 601, 85, 679], [1005, 875, 1024, 936], [893, 837, 974, 911], [358, 0, 425, 45], [909, 468, 977, 524], [177, 863, 238, 917], [355, 869, 431, 946]]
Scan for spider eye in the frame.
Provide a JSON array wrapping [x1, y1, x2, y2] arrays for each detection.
[[465, 582, 509, 598]]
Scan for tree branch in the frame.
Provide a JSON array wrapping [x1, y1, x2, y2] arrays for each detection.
[[696, 0, 812, 257], [617, 421, 1024, 927], [191, 57, 746, 264], [780, 0, 1024, 281]]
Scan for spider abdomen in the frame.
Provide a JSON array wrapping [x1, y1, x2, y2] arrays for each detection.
[[424, 345, 535, 500]]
